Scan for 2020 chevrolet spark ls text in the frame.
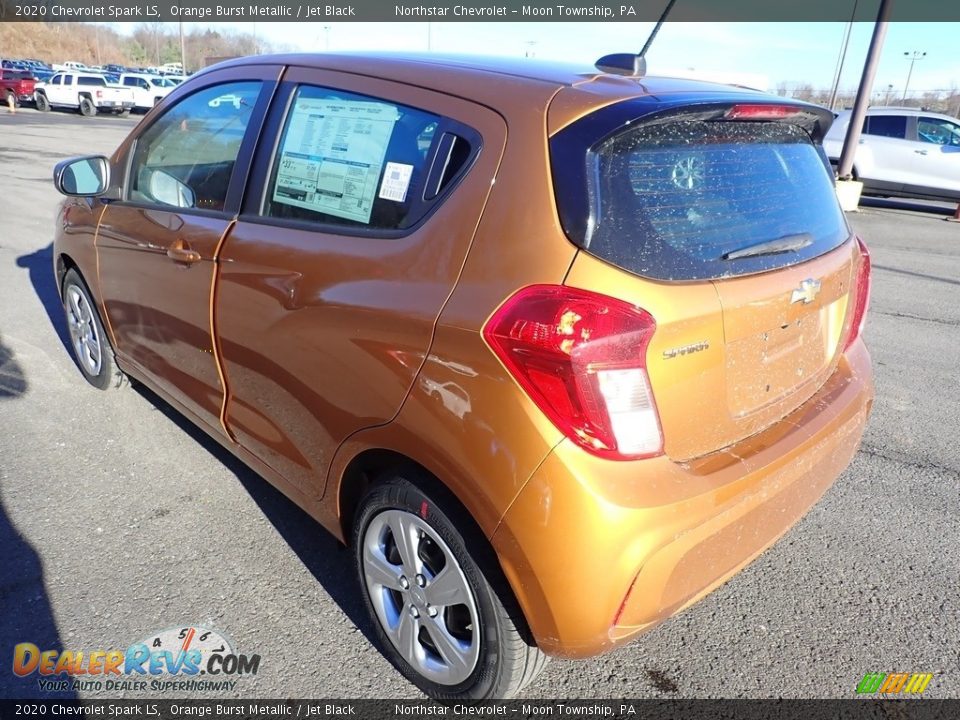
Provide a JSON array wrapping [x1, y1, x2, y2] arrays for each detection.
[[52, 53, 873, 699]]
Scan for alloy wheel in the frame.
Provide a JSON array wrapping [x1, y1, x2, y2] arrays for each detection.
[[361, 509, 480, 686], [65, 285, 103, 377]]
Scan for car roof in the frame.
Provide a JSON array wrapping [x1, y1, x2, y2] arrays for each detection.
[[837, 107, 959, 122], [202, 51, 767, 96]]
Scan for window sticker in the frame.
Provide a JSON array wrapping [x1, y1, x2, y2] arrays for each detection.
[[272, 97, 400, 224], [378, 162, 414, 203]]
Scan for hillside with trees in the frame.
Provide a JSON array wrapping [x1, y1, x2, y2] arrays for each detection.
[[0, 22, 287, 71]]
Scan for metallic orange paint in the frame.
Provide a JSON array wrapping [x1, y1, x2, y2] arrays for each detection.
[[53, 54, 874, 660]]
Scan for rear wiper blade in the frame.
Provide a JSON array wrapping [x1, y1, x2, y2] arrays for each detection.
[[721, 233, 814, 260]]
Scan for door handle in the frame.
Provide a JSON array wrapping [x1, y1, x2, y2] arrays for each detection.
[[166, 239, 201, 264], [914, 149, 928, 155]]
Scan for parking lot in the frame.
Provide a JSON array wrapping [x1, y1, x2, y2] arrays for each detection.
[[0, 109, 958, 700]]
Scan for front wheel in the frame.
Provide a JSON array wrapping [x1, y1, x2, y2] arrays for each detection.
[[35, 93, 50, 112], [353, 473, 547, 699], [62, 269, 126, 390]]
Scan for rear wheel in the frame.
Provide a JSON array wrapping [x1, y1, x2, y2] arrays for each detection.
[[353, 473, 547, 699], [79, 96, 96, 117], [62, 269, 126, 391], [35, 93, 49, 112]]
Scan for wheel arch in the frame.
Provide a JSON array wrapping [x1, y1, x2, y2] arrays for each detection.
[[336, 446, 540, 649], [56, 251, 81, 292]]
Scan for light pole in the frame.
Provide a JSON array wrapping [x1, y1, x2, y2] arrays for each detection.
[[902, 50, 926, 103], [828, 0, 859, 112], [179, 22, 186, 73]]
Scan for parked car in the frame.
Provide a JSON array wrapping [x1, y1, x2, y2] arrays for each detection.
[[103, 63, 127, 74], [0, 68, 37, 107], [35, 72, 135, 116], [15, 59, 54, 82], [54, 61, 91, 72], [823, 107, 960, 202], [50, 53, 873, 699], [118, 72, 175, 111]]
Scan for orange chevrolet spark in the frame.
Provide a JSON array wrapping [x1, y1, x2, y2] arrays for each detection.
[[52, 53, 873, 698]]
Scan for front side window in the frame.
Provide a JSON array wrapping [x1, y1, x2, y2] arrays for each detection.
[[263, 85, 452, 231], [864, 115, 907, 139], [128, 82, 262, 212], [918, 117, 960, 146]]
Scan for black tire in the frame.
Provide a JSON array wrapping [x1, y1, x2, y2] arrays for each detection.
[[353, 472, 548, 700], [35, 93, 49, 112], [79, 96, 96, 117], [61, 268, 126, 391]]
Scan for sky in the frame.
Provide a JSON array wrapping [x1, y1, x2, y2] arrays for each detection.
[[119, 21, 959, 96]]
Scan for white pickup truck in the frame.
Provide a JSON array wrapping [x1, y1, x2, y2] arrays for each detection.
[[35, 72, 135, 116], [118, 73, 175, 111]]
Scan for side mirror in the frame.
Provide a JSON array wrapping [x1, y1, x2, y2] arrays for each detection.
[[146, 168, 196, 208], [53, 156, 110, 197]]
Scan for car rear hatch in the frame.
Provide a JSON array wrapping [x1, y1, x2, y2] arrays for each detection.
[[551, 94, 864, 461]]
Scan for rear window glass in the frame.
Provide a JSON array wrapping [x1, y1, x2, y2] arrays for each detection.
[[587, 120, 848, 281]]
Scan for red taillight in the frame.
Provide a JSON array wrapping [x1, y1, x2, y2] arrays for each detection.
[[844, 237, 872, 351], [482, 285, 663, 460], [724, 104, 800, 120], [96, 90, 103, 99]]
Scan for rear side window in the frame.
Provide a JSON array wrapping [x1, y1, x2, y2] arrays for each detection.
[[580, 120, 848, 281], [864, 115, 907, 139], [263, 85, 474, 231]]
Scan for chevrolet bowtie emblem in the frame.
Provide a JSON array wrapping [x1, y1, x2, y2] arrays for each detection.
[[791, 278, 821, 304]]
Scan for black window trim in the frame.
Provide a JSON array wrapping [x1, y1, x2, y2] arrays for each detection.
[[238, 73, 483, 240], [108, 71, 282, 220]]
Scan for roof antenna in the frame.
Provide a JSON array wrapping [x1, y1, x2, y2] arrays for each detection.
[[595, 0, 678, 77]]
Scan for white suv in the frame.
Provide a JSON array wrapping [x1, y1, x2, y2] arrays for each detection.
[[823, 107, 960, 202], [118, 73, 175, 111]]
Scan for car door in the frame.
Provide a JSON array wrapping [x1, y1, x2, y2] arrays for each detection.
[[214, 68, 507, 496], [907, 116, 960, 198], [47, 74, 68, 105], [94, 66, 281, 434], [122, 76, 144, 106], [857, 114, 915, 191]]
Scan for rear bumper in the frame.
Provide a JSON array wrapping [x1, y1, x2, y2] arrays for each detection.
[[491, 341, 873, 658]]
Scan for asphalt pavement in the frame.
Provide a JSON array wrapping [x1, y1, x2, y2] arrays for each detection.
[[0, 108, 957, 700]]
